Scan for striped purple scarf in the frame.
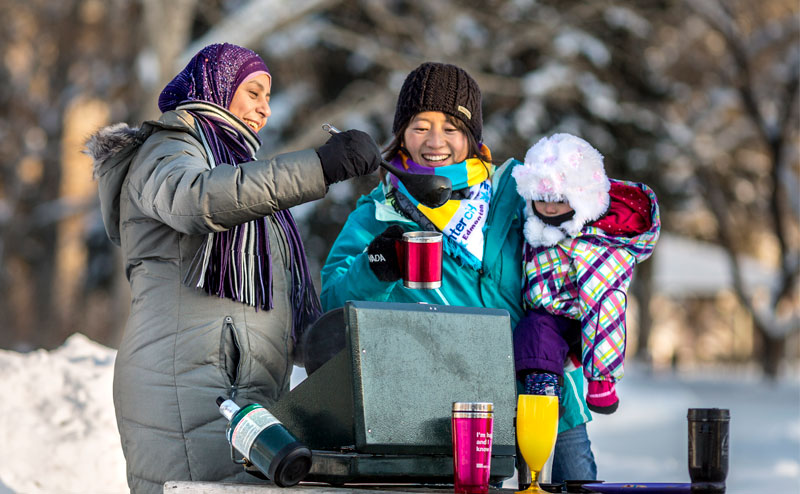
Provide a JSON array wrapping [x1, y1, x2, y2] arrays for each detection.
[[181, 102, 321, 343], [158, 43, 320, 343]]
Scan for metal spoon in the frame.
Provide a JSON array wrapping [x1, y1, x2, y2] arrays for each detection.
[[322, 123, 452, 208]]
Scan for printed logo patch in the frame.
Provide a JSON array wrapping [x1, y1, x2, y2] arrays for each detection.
[[368, 253, 387, 263]]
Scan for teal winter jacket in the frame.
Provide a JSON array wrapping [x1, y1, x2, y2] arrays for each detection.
[[320, 159, 591, 433]]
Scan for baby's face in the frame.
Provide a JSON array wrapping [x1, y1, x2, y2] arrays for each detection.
[[533, 200, 574, 217]]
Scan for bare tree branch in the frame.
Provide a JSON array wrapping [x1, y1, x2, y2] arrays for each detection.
[[317, 23, 524, 96], [182, 0, 341, 67], [685, 0, 771, 144], [685, 0, 799, 316]]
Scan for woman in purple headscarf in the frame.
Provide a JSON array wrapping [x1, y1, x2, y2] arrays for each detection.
[[85, 43, 380, 493]]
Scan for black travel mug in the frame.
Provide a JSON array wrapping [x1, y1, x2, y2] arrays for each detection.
[[687, 408, 730, 493]]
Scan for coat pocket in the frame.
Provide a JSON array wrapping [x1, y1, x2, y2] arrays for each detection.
[[219, 316, 243, 400]]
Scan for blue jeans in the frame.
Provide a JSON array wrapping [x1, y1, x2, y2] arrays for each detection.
[[551, 423, 597, 482]]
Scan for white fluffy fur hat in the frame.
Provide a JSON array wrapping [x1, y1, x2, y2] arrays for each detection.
[[512, 133, 610, 246]]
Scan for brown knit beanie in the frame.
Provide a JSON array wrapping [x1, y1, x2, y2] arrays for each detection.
[[392, 62, 483, 143]]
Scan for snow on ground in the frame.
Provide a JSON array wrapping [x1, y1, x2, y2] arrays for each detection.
[[0, 334, 798, 494], [0, 334, 126, 494]]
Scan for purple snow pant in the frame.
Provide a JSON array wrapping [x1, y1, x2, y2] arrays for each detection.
[[513, 308, 580, 377]]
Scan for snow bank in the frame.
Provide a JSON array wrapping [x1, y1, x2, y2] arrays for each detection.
[[0, 334, 126, 494]]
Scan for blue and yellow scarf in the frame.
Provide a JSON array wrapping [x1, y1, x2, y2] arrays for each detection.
[[388, 147, 494, 270]]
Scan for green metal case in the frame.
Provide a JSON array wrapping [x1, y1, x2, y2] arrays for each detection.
[[268, 300, 517, 483]]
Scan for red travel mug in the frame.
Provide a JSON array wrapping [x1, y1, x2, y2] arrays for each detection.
[[400, 231, 443, 289]]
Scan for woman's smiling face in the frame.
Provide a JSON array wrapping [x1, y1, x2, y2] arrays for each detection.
[[402, 111, 469, 167], [228, 73, 272, 132]]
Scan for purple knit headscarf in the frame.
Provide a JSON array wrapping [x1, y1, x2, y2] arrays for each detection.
[[159, 43, 320, 343], [158, 43, 270, 112]]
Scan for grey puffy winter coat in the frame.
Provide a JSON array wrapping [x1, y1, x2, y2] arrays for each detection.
[[87, 109, 327, 493]]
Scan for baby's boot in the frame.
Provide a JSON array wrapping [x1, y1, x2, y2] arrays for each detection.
[[586, 380, 619, 414]]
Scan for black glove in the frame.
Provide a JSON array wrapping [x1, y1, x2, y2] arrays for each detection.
[[366, 225, 404, 282], [316, 129, 382, 186]]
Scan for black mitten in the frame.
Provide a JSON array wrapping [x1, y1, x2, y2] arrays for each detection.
[[366, 225, 404, 282], [316, 129, 382, 186]]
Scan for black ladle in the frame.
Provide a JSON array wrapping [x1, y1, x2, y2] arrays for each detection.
[[322, 123, 452, 208]]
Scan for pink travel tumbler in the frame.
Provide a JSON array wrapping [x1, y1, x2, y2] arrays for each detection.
[[401, 231, 443, 289], [452, 402, 494, 494]]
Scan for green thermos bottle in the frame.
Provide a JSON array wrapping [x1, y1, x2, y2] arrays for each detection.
[[217, 396, 312, 487]]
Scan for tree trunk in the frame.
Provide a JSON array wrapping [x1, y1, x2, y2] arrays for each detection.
[[759, 330, 785, 380], [139, 0, 198, 122]]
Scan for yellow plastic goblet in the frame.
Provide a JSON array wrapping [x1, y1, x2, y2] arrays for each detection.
[[515, 394, 559, 494]]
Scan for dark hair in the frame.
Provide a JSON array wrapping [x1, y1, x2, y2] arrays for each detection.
[[383, 113, 491, 165]]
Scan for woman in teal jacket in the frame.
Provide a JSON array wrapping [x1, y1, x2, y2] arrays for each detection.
[[320, 62, 596, 481]]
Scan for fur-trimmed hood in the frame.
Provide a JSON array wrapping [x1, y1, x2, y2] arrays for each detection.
[[84, 122, 150, 246], [84, 111, 201, 245], [512, 133, 610, 247], [85, 122, 143, 179]]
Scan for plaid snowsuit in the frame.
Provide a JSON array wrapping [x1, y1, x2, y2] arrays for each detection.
[[522, 180, 660, 382]]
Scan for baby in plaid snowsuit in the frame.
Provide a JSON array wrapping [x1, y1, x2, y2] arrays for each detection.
[[511, 133, 660, 414]]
